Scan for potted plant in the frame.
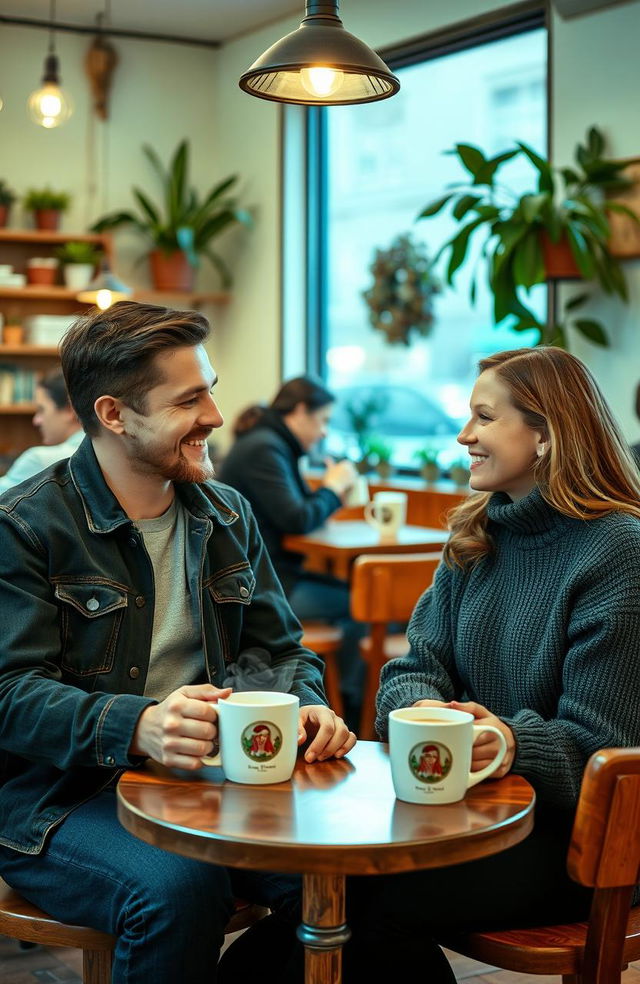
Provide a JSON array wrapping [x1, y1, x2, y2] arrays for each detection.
[[92, 140, 252, 292], [365, 436, 394, 479], [54, 240, 102, 289], [362, 234, 440, 345], [23, 187, 71, 231], [448, 458, 471, 488], [418, 126, 640, 347], [414, 447, 440, 485], [343, 391, 388, 473], [0, 180, 16, 228]]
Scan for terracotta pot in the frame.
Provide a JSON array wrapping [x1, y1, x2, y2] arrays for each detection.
[[2, 324, 24, 345], [26, 258, 58, 285], [376, 461, 393, 480], [0, 204, 10, 228], [34, 209, 61, 231], [420, 463, 440, 485], [149, 250, 195, 292], [539, 232, 581, 280]]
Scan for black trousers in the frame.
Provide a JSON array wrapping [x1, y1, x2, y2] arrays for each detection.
[[219, 805, 592, 984]]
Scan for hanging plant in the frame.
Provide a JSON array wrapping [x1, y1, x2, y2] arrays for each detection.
[[362, 234, 440, 346]]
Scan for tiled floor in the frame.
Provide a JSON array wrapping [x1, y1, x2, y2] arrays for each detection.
[[2, 935, 640, 983]]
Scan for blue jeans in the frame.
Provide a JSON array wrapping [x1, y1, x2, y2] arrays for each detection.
[[0, 785, 300, 984], [288, 572, 365, 718]]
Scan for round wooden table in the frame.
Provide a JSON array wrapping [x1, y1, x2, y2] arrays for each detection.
[[117, 740, 535, 984]]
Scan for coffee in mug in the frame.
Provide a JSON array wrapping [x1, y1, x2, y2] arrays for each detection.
[[364, 491, 408, 538], [202, 691, 300, 784], [388, 706, 507, 805]]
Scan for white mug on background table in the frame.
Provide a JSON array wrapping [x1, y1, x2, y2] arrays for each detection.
[[388, 706, 507, 805], [364, 491, 408, 537], [201, 690, 300, 784]]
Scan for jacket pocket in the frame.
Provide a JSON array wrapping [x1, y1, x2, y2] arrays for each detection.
[[204, 564, 256, 666], [206, 565, 256, 605], [55, 581, 128, 676]]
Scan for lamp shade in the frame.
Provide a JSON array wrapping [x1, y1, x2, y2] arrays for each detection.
[[76, 262, 132, 310], [239, 1, 399, 106]]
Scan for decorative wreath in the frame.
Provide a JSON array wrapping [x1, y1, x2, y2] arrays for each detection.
[[362, 234, 440, 346]]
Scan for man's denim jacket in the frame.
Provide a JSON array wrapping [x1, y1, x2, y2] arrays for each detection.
[[0, 438, 326, 854]]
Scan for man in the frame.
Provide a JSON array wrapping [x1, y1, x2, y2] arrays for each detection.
[[0, 368, 83, 494], [0, 301, 354, 983]]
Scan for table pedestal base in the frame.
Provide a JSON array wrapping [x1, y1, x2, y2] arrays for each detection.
[[299, 873, 350, 984]]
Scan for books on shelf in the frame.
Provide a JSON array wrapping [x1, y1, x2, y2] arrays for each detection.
[[0, 365, 37, 405]]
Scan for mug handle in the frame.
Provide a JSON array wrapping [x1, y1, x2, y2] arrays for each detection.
[[201, 747, 221, 767], [466, 725, 507, 787], [364, 501, 381, 528]]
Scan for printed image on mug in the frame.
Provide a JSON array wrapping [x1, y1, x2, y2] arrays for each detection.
[[242, 721, 282, 761]]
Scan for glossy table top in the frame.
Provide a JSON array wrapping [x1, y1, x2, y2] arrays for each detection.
[[117, 741, 535, 876]]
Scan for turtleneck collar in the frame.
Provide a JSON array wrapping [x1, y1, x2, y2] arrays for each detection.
[[486, 486, 576, 540], [255, 407, 305, 459]]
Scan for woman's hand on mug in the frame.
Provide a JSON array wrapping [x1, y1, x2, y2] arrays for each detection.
[[298, 704, 356, 763], [449, 700, 516, 778]]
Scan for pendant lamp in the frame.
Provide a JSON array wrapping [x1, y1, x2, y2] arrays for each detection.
[[28, 0, 73, 128], [76, 260, 132, 310], [239, 1, 400, 106]]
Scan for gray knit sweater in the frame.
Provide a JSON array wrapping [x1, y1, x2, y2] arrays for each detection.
[[375, 488, 640, 809]]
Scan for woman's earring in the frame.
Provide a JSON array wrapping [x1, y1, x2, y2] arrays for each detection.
[[537, 443, 546, 458]]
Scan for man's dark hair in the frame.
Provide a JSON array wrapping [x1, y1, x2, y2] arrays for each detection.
[[232, 375, 335, 437], [39, 368, 71, 410], [60, 301, 210, 435]]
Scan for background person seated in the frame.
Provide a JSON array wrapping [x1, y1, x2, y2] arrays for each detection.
[[220, 376, 365, 726], [0, 368, 83, 496]]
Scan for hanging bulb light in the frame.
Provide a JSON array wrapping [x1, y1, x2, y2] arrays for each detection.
[[28, 0, 73, 129], [77, 260, 132, 310], [239, 1, 400, 106]]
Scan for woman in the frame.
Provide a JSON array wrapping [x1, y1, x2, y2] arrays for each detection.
[[220, 377, 364, 724], [343, 347, 640, 983]]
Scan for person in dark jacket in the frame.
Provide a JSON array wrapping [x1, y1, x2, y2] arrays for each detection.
[[0, 302, 355, 984], [220, 377, 364, 723]]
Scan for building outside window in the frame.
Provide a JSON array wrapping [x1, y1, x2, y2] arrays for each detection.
[[319, 27, 547, 470]]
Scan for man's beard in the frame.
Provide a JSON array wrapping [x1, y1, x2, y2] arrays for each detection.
[[127, 433, 215, 484]]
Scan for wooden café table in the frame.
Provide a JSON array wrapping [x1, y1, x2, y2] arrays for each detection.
[[117, 741, 535, 984], [282, 520, 449, 581]]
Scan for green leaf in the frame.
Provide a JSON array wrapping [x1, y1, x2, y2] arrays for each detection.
[[564, 291, 590, 311], [516, 142, 554, 193], [520, 193, 548, 224], [473, 149, 518, 186], [560, 167, 581, 187], [512, 233, 545, 288], [587, 126, 605, 158], [573, 318, 609, 346], [168, 141, 189, 226], [565, 223, 596, 278], [455, 144, 487, 180], [417, 193, 455, 219], [132, 189, 160, 227], [452, 194, 482, 220], [445, 217, 485, 283], [142, 144, 167, 190], [91, 211, 141, 232]]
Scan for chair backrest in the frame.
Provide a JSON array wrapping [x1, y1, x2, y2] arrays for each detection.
[[568, 747, 640, 982], [350, 552, 441, 624]]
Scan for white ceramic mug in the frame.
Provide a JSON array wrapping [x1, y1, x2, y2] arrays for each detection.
[[388, 706, 507, 805], [364, 491, 407, 537], [344, 475, 370, 508], [201, 691, 300, 784]]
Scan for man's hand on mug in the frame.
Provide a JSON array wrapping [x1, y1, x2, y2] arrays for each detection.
[[130, 684, 232, 770], [449, 700, 516, 778], [322, 458, 359, 499]]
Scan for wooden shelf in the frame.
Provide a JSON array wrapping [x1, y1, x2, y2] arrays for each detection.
[[0, 404, 37, 415], [0, 345, 59, 356], [0, 287, 229, 305], [0, 286, 94, 301], [0, 229, 107, 246]]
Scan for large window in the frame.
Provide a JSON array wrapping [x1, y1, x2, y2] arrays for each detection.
[[318, 24, 547, 470]]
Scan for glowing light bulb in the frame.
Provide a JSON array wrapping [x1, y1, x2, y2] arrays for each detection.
[[95, 289, 114, 310], [299, 67, 344, 99], [28, 82, 72, 128]]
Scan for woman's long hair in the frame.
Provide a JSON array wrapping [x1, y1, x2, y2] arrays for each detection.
[[445, 347, 640, 570], [232, 376, 334, 437]]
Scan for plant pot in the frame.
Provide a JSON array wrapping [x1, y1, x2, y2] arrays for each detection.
[[376, 461, 393, 480], [420, 463, 440, 485], [540, 232, 581, 280], [449, 466, 470, 488], [2, 324, 24, 345], [0, 204, 10, 228], [26, 258, 58, 286], [33, 209, 61, 231], [149, 250, 195, 292], [63, 263, 95, 289], [356, 456, 371, 475]]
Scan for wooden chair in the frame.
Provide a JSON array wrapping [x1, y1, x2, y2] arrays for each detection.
[[300, 621, 344, 719], [0, 877, 268, 984], [350, 552, 441, 739], [439, 747, 640, 983]]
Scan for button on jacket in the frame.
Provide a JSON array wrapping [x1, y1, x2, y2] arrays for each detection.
[[0, 437, 326, 854]]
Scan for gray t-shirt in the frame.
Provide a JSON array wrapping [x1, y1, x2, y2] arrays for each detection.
[[136, 497, 204, 700]]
